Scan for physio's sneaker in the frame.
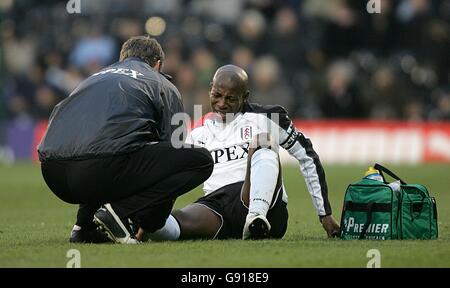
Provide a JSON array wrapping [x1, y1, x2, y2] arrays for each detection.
[[242, 213, 271, 240], [69, 225, 111, 243], [93, 204, 140, 244]]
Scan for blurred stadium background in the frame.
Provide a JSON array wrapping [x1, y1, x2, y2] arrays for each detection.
[[0, 0, 449, 165]]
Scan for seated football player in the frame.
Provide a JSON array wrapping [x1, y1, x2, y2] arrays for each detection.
[[136, 64, 340, 241]]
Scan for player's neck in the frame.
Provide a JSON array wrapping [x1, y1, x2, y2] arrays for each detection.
[[216, 112, 242, 125]]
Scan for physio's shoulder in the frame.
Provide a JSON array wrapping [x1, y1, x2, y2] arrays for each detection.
[[119, 58, 172, 88], [159, 72, 177, 89], [157, 72, 182, 99]]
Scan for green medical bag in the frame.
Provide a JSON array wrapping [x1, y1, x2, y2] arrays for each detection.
[[340, 164, 438, 240]]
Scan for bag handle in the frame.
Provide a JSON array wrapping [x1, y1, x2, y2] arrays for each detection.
[[374, 163, 407, 185]]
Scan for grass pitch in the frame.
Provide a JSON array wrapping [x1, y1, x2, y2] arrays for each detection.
[[0, 163, 449, 268]]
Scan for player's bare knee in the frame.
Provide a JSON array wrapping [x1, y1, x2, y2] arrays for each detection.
[[172, 210, 205, 238], [172, 205, 221, 239], [171, 210, 190, 232]]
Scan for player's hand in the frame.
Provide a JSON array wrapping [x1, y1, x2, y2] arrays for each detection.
[[135, 227, 145, 241], [320, 215, 340, 238]]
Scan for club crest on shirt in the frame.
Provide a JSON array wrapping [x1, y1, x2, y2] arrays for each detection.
[[240, 126, 252, 141]]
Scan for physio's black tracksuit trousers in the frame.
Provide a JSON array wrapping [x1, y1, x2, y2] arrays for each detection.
[[41, 143, 213, 232]]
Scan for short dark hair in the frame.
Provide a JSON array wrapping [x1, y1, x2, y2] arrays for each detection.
[[119, 36, 165, 67]]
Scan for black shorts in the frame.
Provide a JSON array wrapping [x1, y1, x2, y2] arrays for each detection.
[[195, 181, 288, 239]]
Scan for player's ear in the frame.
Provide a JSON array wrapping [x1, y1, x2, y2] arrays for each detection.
[[154, 60, 161, 71], [243, 90, 250, 101]]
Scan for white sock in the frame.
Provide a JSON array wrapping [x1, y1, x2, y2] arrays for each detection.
[[72, 225, 82, 231], [248, 148, 279, 217], [147, 215, 181, 241]]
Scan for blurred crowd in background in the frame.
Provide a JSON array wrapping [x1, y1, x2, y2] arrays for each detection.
[[0, 0, 449, 161]]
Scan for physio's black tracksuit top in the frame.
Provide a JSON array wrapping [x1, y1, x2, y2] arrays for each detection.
[[38, 57, 184, 162]]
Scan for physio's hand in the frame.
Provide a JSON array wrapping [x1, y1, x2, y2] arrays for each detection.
[[320, 215, 340, 238]]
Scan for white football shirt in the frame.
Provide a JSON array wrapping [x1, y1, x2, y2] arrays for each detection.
[[187, 112, 283, 195], [186, 103, 331, 217]]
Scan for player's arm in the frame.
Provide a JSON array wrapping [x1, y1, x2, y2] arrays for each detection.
[[274, 107, 340, 237]]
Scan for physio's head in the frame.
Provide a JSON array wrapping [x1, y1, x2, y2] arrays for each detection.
[[209, 65, 250, 121], [119, 36, 165, 71]]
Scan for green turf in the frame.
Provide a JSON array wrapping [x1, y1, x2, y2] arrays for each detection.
[[0, 163, 449, 267]]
